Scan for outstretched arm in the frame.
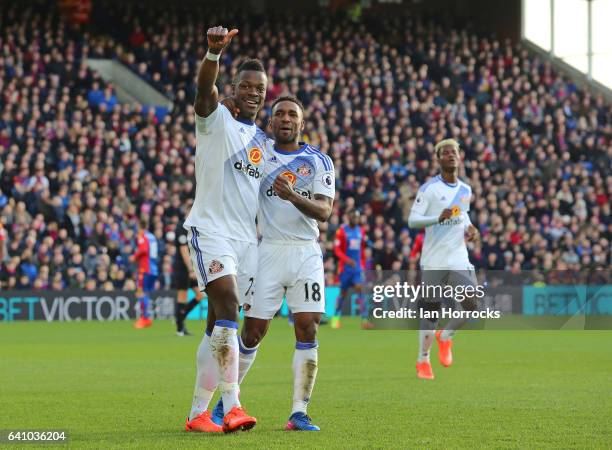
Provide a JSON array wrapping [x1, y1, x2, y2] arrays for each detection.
[[194, 26, 238, 118]]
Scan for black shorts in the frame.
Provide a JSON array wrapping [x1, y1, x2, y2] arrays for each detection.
[[171, 269, 198, 290]]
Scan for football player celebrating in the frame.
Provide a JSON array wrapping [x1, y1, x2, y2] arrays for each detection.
[[183, 26, 268, 433], [212, 96, 334, 431]]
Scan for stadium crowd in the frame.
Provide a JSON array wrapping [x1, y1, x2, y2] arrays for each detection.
[[0, 2, 610, 291]]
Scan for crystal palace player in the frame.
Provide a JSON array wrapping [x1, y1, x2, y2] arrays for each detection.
[[331, 210, 372, 329], [183, 26, 267, 433], [408, 138, 480, 380], [131, 218, 159, 329], [211, 96, 334, 431]]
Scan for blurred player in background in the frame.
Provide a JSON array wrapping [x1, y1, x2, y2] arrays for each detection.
[[131, 218, 159, 329], [331, 210, 373, 329], [0, 221, 6, 264], [172, 211, 204, 337], [212, 96, 334, 431], [408, 138, 480, 380], [183, 25, 267, 433]]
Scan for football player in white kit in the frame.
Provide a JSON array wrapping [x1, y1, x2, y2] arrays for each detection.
[[408, 138, 480, 380], [183, 26, 266, 433], [212, 96, 334, 431]]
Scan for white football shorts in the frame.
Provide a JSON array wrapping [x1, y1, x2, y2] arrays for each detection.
[[420, 266, 478, 303], [246, 240, 325, 319], [186, 226, 257, 307]]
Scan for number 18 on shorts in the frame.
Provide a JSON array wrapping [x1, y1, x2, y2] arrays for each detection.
[[246, 241, 325, 319]]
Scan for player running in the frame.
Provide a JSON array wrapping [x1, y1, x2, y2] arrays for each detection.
[[183, 26, 267, 433], [172, 213, 204, 337], [131, 218, 159, 329], [212, 96, 334, 431], [330, 210, 373, 329], [408, 138, 480, 380]]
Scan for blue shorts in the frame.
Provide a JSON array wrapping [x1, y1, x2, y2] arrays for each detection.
[[138, 272, 157, 293], [339, 270, 364, 291]]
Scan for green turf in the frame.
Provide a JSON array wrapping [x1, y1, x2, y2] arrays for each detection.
[[1, 318, 611, 449]]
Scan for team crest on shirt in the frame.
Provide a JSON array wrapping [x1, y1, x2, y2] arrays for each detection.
[[297, 164, 312, 177], [208, 260, 224, 275], [460, 195, 470, 204], [248, 148, 263, 165], [281, 170, 297, 186]]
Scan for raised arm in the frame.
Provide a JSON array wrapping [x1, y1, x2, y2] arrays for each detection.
[[194, 26, 239, 118]]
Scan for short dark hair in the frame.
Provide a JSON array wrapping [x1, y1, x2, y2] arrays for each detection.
[[271, 95, 304, 114], [236, 58, 266, 75]]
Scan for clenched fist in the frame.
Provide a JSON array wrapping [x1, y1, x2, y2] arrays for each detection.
[[438, 208, 453, 223], [465, 224, 480, 243], [273, 174, 296, 201], [207, 26, 238, 54]]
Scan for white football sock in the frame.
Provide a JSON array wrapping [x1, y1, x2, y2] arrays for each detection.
[[189, 331, 218, 421], [418, 329, 435, 362], [442, 311, 472, 340], [210, 321, 241, 415], [441, 328, 456, 340], [238, 335, 259, 384], [292, 342, 318, 415], [442, 299, 477, 340]]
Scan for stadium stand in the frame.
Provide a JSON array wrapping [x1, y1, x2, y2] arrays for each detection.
[[0, 1, 609, 290]]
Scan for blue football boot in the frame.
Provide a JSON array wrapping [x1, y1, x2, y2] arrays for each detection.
[[285, 412, 320, 431]]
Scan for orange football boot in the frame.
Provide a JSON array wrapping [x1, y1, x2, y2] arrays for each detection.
[[185, 411, 223, 433], [435, 330, 453, 367], [133, 317, 153, 329], [416, 361, 434, 380], [222, 406, 257, 433]]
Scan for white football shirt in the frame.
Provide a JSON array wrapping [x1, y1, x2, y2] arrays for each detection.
[[184, 104, 267, 243], [411, 175, 473, 270], [259, 142, 335, 241]]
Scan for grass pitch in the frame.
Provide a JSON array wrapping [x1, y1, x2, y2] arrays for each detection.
[[1, 318, 611, 449]]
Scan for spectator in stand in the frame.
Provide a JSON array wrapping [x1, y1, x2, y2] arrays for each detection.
[[0, 1, 609, 293]]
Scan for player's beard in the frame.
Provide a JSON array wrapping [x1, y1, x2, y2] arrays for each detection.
[[274, 129, 299, 145]]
